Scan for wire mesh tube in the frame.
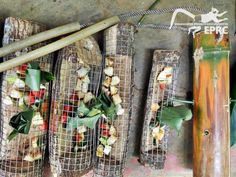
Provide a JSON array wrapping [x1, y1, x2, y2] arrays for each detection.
[[0, 17, 53, 177], [93, 23, 135, 177], [49, 37, 102, 177], [140, 50, 180, 169]]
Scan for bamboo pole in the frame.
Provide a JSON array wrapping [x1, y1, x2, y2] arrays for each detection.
[[0, 21, 81, 57], [0, 16, 120, 73], [193, 32, 230, 177]]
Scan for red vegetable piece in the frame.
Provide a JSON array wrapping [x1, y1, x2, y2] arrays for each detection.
[[69, 91, 79, 104], [160, 83, 166, 90], [101, 129, 109, 137], [63, 104, 73, 112], [76, 133, 83, 142], [100, 123, 109, 130], [60, 114, 68, 124]]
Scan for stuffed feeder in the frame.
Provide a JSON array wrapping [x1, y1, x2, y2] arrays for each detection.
[[49, 36, 102, 176], [0, 17, 53, 176], [93, 23, 135, 177], [140, 50, 181, 169]]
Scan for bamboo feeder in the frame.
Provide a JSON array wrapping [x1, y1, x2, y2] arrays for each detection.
[[0, 17, 53, 177], [93, 23, 135, 177], [139, 50, 180, 169], [49, 37, 102, 177], [193, 32, 230, 177]]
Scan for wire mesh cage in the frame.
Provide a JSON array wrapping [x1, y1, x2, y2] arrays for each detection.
[[49, 36, 103, 177], [0, 17, 53, 177], [93, 23, 135, 177], [140, 50, 180, 169]]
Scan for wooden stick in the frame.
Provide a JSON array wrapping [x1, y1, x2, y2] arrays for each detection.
[[0, 21, 81, 57], [193, 32, 230, 177], [0, 16, 120, 73]]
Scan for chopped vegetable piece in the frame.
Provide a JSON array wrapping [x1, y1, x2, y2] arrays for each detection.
[[32, 112, 44, 126], [3, 96, 13, 105], [82, 83, 89, 93], [84, 92, 94, 103], [104, 67, 114, 76], [103, 145, 112, 155], [77, 67, 90, 78], [111, 76, 120, 86], [75, 79, 82, 91], [103, 77, 112, 87], [151, 103, 160, 112], [10, 89, 23, 99], [112, 94, 122, 105], [81, 75, 90, 83], [109, 125, 116, 136], [107, 136, 117, 145], [110, 86, 118, 95], [96, 145, 104, 157], [116, 104, 124, 115]]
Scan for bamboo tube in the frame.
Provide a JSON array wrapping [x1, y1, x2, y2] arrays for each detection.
[[0, 16, 120, 73], [0, 21, 81, 57], [193, 32, 230, 177]]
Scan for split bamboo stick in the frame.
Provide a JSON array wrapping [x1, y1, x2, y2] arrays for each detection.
[[0, 21, 81, 57], [0, 16, 120, 73]]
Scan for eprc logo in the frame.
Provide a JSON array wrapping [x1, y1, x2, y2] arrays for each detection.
[[169, 7, 229, 37]]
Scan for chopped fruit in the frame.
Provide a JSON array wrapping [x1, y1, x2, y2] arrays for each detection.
[[157, 67, 173, 84], [81, 83, 89, 93], [102, 86, 110, 96], [63, 104, 73, 112], [106, 58, 114, 67], [83, 92, 94, 103], [157, 127, 165, 141], [159, 83, 166, 90], [77, 67, 90, 78], [151, 103, 160, 112], [32, 112, 44, 126], [103, 145, 112, 155], [111, 76, 120, 86], [32, 137, 38, 148], [10, 89, 23, 99], [75, 79, 82, 91], [77, 125, 87, 133], [96, 145, 104, 157], [101, 129, 109, 138], [17, 63, 28, 74], [23, 154, 34, 162], [103, 77, 111, 88], [3, 96, 13, 105], [76, 133, 85, 142], [109, 125, 116, 136], [81, 75, 90, 83], [39, 121, 48, 131], [99, 137, 107, 146], [116, 104, 124, 115], [104, 67, 114, 77], [13, 78, 25, 89], [69, 91, 79, 105], [107, 136, 117, 145], [100, 123, 109, 130], [60, 113, 68, 124], [110, 86, 118, 95], [112, 94, 122, 105]]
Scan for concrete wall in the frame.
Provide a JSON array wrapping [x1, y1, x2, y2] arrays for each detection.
[[0, 0, 235, 176]]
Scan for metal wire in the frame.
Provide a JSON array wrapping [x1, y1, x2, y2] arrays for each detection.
[[93, 23, 135, 177], [49, 37, 102, 177], [0, 17, 53, 177], [140, 50, 180, 169], [118, 6, 207, 21]]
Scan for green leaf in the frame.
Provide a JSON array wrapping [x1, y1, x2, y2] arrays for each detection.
[[231, 104, 236, 147], [28, 62, 40, 69], [159, 105, 192, 131], [87, 108, 101, 117], [67, 114, 101, 130], [104, 103, 117, 120], [25, 69, 41, 91], [77, 102, 90, 117], [41, 71, 54, 84], [7, 129, 19, 141], [8, 109, 34, 141]]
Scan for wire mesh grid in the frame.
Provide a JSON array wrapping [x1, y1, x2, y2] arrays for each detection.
[[0, 17, 53, 177], [140, 50, 180, 169], [49, 37, 102, 177], [93, 23, 135, 177]]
